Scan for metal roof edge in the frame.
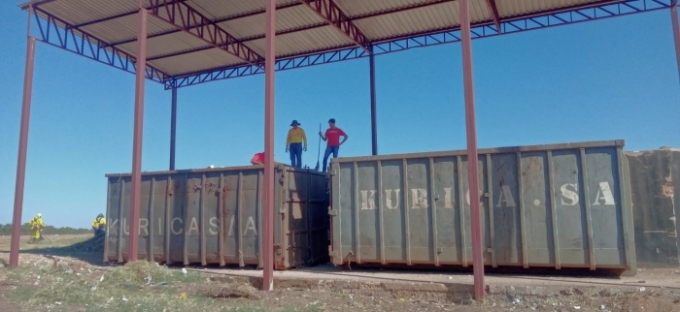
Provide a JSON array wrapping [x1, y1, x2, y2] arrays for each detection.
[[330, 139, 626, 163]]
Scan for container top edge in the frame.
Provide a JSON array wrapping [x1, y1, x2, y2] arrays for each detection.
[[104, 163, 328, 178], [331, 139, 625, 164]]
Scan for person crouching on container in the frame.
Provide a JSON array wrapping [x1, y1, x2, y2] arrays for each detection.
[[251, 152, 265, 166], [92, 213, 106, 237], [319, 118, 348, 172], [29, 213, 45, 244]]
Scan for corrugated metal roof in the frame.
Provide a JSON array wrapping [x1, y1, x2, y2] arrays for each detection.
[[117, 30, 211, 60], [218, 4, 326, 40], [246, 25, 356, 57], [18, 0, 631, 79], [187, 0, 299, 20], [497, 0, 601, 18], [334, 0, 436, 18], [80, 14, 174, 45], [40, 0, 140, 25], [149, 47, 245, 76]]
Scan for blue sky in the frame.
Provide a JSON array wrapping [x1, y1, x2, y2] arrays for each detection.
[[1, 2, 678, 228]]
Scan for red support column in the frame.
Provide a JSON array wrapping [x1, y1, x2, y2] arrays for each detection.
[[262, 0, 276, 291], [127, 6, 148, 262], [369, 47, 378, 156], [459, 0, 485, 300], [169, 87, 177, 171], [672, 5, 680, 83], [9, 30, 37, 268]]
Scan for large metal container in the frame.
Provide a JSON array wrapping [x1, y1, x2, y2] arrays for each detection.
[[329, 140, 636, 273], [626, 149, 680, 267], [105, 165, 329, 269]]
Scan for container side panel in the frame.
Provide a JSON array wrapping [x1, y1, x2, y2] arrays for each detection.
[[106, 178, 121, 261], [357, 162, 379, 262], [284, 170, 311, 267], [380, 160, 406, 263], [627, 150, 679, 266], [489, 154, 521, 265], [185, 175, 201, 263], [405, 159, 433, 264], [169, 181, 186, 263], [552, 150, 588, 266], [520, 152, 554, 266], [241, 171, 261, 265], [137, 177, 153, 260], [338, 163, 356, 262], [203, 172, 222, 263], [585, 148, 625, 267], [151, 175, 169, 261], [432, 157, 461, 264], [460, 156, 490, 264], [222, 173, 239, 264]]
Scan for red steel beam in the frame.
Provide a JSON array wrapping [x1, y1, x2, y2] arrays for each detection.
[[672, 4, 680, 83], [169, 87, 177, 170], [299, 0, 371, 52], [10, 12, 37, 268], [127, 6, 148, 262], [148, 0, 264, 66], [485, 0, 502, 33], [262, 0, 276, 291], [459, 0, 485, 300]]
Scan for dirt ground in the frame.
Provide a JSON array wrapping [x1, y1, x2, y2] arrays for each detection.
[[1, 234, 679, 312]]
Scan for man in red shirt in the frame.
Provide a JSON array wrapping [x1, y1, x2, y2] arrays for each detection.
[[318, 118, 348, 172]]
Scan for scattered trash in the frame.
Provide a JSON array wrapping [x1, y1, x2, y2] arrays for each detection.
[[178, 293, 187, 300], [448, 276, 452, 280], [55, 302, 62, 305], [574, 306, 581, 310], [513, 299, 521, 305], [640, 287, 646, 292], [144, 275, 152, 284], [100, 275, 105, 282], [600, 305, 607, 310], [181, 268, 187, 275], [106, 297, 113, 303], [399, 298, 405, 302], [122, 297, 129, 302]]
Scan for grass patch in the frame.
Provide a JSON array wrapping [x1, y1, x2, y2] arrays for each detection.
[[0, 259, 315, 312]]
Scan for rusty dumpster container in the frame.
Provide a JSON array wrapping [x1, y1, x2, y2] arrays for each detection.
[[105, 164, 329, 269], [329, 140, 636, 273]]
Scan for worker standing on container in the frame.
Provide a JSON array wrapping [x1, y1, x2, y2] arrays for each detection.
[[28, 213, 45, 243], [319, 118, 348, 172], [92, 213, 106, 237], [285, 120, 307, 168]]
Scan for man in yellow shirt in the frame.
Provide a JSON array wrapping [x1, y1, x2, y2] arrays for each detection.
[[92, 213, 106, 237], [285, 120, 307, 168], [29, 213, 45, 243]]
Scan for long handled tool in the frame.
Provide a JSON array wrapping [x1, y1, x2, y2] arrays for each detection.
[[314, 123, 321, 171]]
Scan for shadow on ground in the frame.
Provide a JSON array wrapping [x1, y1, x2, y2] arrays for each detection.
[[0, 236, 108, 266]]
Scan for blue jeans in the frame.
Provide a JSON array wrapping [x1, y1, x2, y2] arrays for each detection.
[[322, 146, 339, 172], [289, 143, 303, 168]]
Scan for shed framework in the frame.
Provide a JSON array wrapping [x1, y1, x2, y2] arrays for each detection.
[[9, 0, 680, 300]]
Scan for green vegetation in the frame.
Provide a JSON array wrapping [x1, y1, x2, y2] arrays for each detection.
[[1, 260, 319, 312], [0, 223, 90, 236]]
